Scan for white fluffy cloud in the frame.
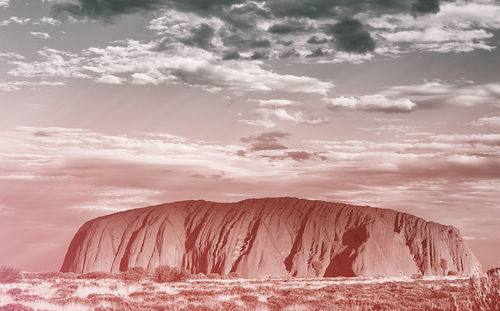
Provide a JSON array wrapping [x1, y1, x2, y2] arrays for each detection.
[[326, 95, 417, 113], [7, 40, 333, 94], [383, 81, 500, 107], [96, 74, 124, 85], [238, 119, 276, 128], [0, 80, 64, 91], [38, 16, 61, 26], [364, 0, 500, 54], [0, 16, 31, 26], [472, 116, 500, 127], [257, 99, 298, 107], [239, 98, 327, 128], [30, 32, 50, 39], [325, 81, 500, 112]]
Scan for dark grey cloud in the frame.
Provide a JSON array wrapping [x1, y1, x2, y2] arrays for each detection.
[[240, 131, 290, 151], [49, 0, 449, 63], [268, 20, 309, 34], [279, 48, 299, 59], [221, 33, 271, 51], [222, 51, 241, 60], [53, 0, 166, 20], [412, 0, 440, 16], [327, 18, 375, 54], [53, 0, 441, 22], [181, 23, 215, 49], [266, 0, 413, 19], [53, 0, 245, 20], [250, 51, 267, 60], [220, 2, 271, 30]]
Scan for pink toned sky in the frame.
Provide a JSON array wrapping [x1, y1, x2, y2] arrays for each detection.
[[0, 0, 500, 271]]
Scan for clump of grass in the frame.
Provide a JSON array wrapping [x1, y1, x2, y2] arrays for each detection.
[[28, 271, 78, 280], [0, 303, 33, 311], [77, 271, 114, 280], [0, 266, 21, 283], [154, 265, 189, 283], [465, 276, 500, 310], [120, 267, 149, 281]]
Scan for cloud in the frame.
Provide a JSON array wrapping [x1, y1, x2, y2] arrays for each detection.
[[264, 151, 327, 161], [0, 0, 9, 9], [382, 81, 500, 107], [326, 95, 417, 113], [181, 23, 216, 50], [238, 119, 277, 128], [268, 19, 309, 34], [412, 0, 440, 16], [472, 116, 500, 127], [254, 107, 328, 124], [257, 99, 298, 107], [327, 18, 376, 54], [42, 0, 500, 74], [7, 42, 333, 94], [240, 99, 327, 127], [53, 0, 431, 21], [95, 74, 124, 84], [240, 131, 290, 151], [0, 81, 65, 91], [48, 0, 500, 68], [365, 1, 500, 54], [306, 47, 327, 58], [0, 52, 24, 60], [38, 16, 62, 26], [0, 16, 31, 26], [325, 81, 500, 112], [52, 0, 171, 20], [30, 32, 51, 39], [307, 35, 328, 45], [266, 0, 417, 19]]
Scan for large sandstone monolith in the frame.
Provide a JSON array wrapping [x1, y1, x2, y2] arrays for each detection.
[[61, 197, 482, 277]]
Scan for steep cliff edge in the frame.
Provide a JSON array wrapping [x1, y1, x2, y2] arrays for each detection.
[[61, 197, 482, 277]]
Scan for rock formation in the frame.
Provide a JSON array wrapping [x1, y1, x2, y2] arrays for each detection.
[[61, 197, 482, 277]]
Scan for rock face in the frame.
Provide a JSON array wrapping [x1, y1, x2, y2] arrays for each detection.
[[61, 198, 482, 277]]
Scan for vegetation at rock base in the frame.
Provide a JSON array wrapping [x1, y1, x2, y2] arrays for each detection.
[[0, 266, 21, 284], [0, 268, 499, 311]]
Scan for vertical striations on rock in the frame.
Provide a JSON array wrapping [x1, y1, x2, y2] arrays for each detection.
[[61, 198, 482, 277]]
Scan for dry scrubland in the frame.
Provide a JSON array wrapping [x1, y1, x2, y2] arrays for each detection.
[[0, 266, 499, 311]]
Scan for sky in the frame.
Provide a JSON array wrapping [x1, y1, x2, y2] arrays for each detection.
[[0, 0, 499, 272]]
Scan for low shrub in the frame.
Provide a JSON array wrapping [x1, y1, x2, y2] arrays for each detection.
[[487, 267, 500, 278], [0, 304, 33, 311], [6, 288, 23, 296], [25, 271, 78, 280], [0, 266, 21, 283], [154, 265, 189, 283], [77, 271, 114, 280], [120, 267, 149, 281]]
